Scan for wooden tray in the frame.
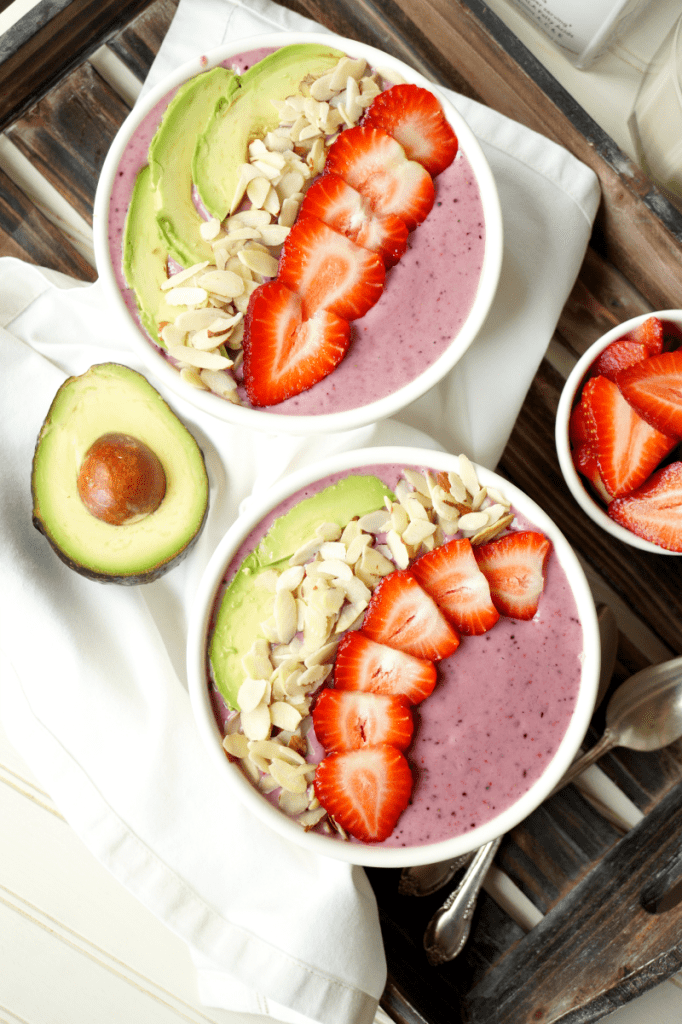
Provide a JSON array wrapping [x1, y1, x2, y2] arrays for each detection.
[[3, 2, 682, 1022]]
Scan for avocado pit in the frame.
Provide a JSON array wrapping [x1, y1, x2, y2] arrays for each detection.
[[77, 432, 166, 526]]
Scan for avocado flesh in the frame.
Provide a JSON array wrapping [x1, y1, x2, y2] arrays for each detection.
[[123, 165, 189, 349], [150, 65, 240, 266], [32, 363, 209, 584], [209, 474, 394, 709], [194, 43, 344, 222]]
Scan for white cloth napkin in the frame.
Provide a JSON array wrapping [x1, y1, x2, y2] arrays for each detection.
[[0, 2, 600, 1022]]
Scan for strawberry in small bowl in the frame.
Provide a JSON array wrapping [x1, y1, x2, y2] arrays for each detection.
[[187, 447, 599, 867], [556, 311, 682, 554]]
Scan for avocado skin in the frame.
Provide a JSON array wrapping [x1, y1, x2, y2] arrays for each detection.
[[31, 363, 210, 585], [209, 473, 395, 709]]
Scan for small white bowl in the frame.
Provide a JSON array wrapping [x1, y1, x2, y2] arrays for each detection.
[[187, 446, 599, 868], [555, 310, 682, 555], [93, 32, 503, 436]]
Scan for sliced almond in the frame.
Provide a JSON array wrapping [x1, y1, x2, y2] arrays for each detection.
[[161, 261, 210, 290], [166, 286, 207, 306], [167, 345, 232, 370], [238, 247, 279, 278], [270, 701, 303, 732]]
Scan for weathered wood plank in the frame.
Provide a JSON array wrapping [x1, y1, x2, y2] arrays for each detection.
[[107, 0, 179, 82], [462, 781, 682, 1024], [6, 62, 130, 225], [0, 165, 95, 279]]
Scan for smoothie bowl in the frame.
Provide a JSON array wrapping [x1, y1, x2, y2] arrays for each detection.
[[556, 311, 682, 554], [93, 33, 503, 436], [187, 447, 600, 867]]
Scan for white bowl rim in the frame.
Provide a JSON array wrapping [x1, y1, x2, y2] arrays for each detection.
[[93, 30, 504, 437], [186, 445, 600, 868], [555, 309, 682, 556]]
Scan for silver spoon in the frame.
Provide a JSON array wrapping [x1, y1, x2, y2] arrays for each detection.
[[401, 603, 618, 899], [424, 644, 682, 965]]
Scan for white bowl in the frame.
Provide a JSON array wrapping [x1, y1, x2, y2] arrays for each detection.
[[555, 310, 682, 555], [93, 32, 503, 436], [187, 446, 600, 867]]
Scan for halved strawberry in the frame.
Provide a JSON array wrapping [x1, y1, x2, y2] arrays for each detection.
[[314, 744, 413, 842], [623, 315, 664, 355], [572, 441, 612, 503], [473, 531, 552, 620], [242, 280, 350, 406], [593, 339, 651, 382], [312, 688, 413, 753], [617, 350, 682, 439], [333, 631, 437, 704], [362, 83, 458, 177], [569, 399, 590, 447], [298, 173, 408, 268], [411, 538, 499, 635], [324, 126, 435, 231], [581, 375, 677, 497], [609, 461, 682, 551], [278, 214, 385, 320], [360, 569, 460, 660]]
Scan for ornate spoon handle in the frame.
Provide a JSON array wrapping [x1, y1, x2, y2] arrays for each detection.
[[423, 836, 502, 966]]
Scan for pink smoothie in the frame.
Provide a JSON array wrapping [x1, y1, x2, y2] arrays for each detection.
[[209, 464, 584, 848], [107, 47, 486, 416]]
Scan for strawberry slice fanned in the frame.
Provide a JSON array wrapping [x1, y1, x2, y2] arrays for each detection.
[[594, 340, 652, 382], [314, 744, 413, 843], [242, 280, 351, 406], [617, 350, 682, 439], [582, 375, 677, 497], [333, 631, 437, 704], [362, 83, 459, 177], [312, 688, 413, 753], [623, 315, 664, 354], [299, 173, 408, 268], [278, 213, 385, 320], [473, 531, 552, 620], [609, 461, 682, 552], [412, 537, 499, 636], [324, 126, 435, 231], [360, 569, 460, 661]]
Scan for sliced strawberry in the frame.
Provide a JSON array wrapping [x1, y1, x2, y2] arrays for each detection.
[[581, 375, 677, 497], [312, 688, 413, 753], [593, 339, 651, 382], [617, 350, 682, 439], [473, 531, 552, 621], [242, 280, 350, 406], [362, 83, 458, 177], [324, 126, 435, 231], [572, 441, 612, 503], [333, 631, 437, 704], [411, 538, 499, 636], [609, 461, 682, 551], [360, 569, 460, 661], [314, 744, 413, 842], [569, 399, 590, 447], [298, 173, 408, 268], [623, 315, 664, 355], [278, 214, 385, 320]]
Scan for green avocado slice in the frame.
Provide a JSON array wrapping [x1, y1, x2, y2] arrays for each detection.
[[122, 165, 189, 349], [209, 473, 394, 709], [31, 363, 209, 584], [193, 43, 344, 222], [150, 65, 240, 267]]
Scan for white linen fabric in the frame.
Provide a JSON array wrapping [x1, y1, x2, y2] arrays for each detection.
[[0, 2, 601, 1022]]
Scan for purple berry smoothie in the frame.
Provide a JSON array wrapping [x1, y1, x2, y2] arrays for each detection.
[[107, 47, 486, 415], [209, 464, 584, 848]]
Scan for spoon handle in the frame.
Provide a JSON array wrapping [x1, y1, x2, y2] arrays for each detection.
[[549, 731, 616, 796], [423, 836, 502, 965]]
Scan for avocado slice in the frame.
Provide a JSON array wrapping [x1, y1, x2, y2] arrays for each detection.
[[150, 65, 240, 267], [194, 43, 344, 222], [32, 363, 209, 584], [123, 165, 189, 349], [209, 473, 395, 709]]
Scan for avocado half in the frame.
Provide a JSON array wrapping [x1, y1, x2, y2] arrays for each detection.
[[31, 363, 209, 584]]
